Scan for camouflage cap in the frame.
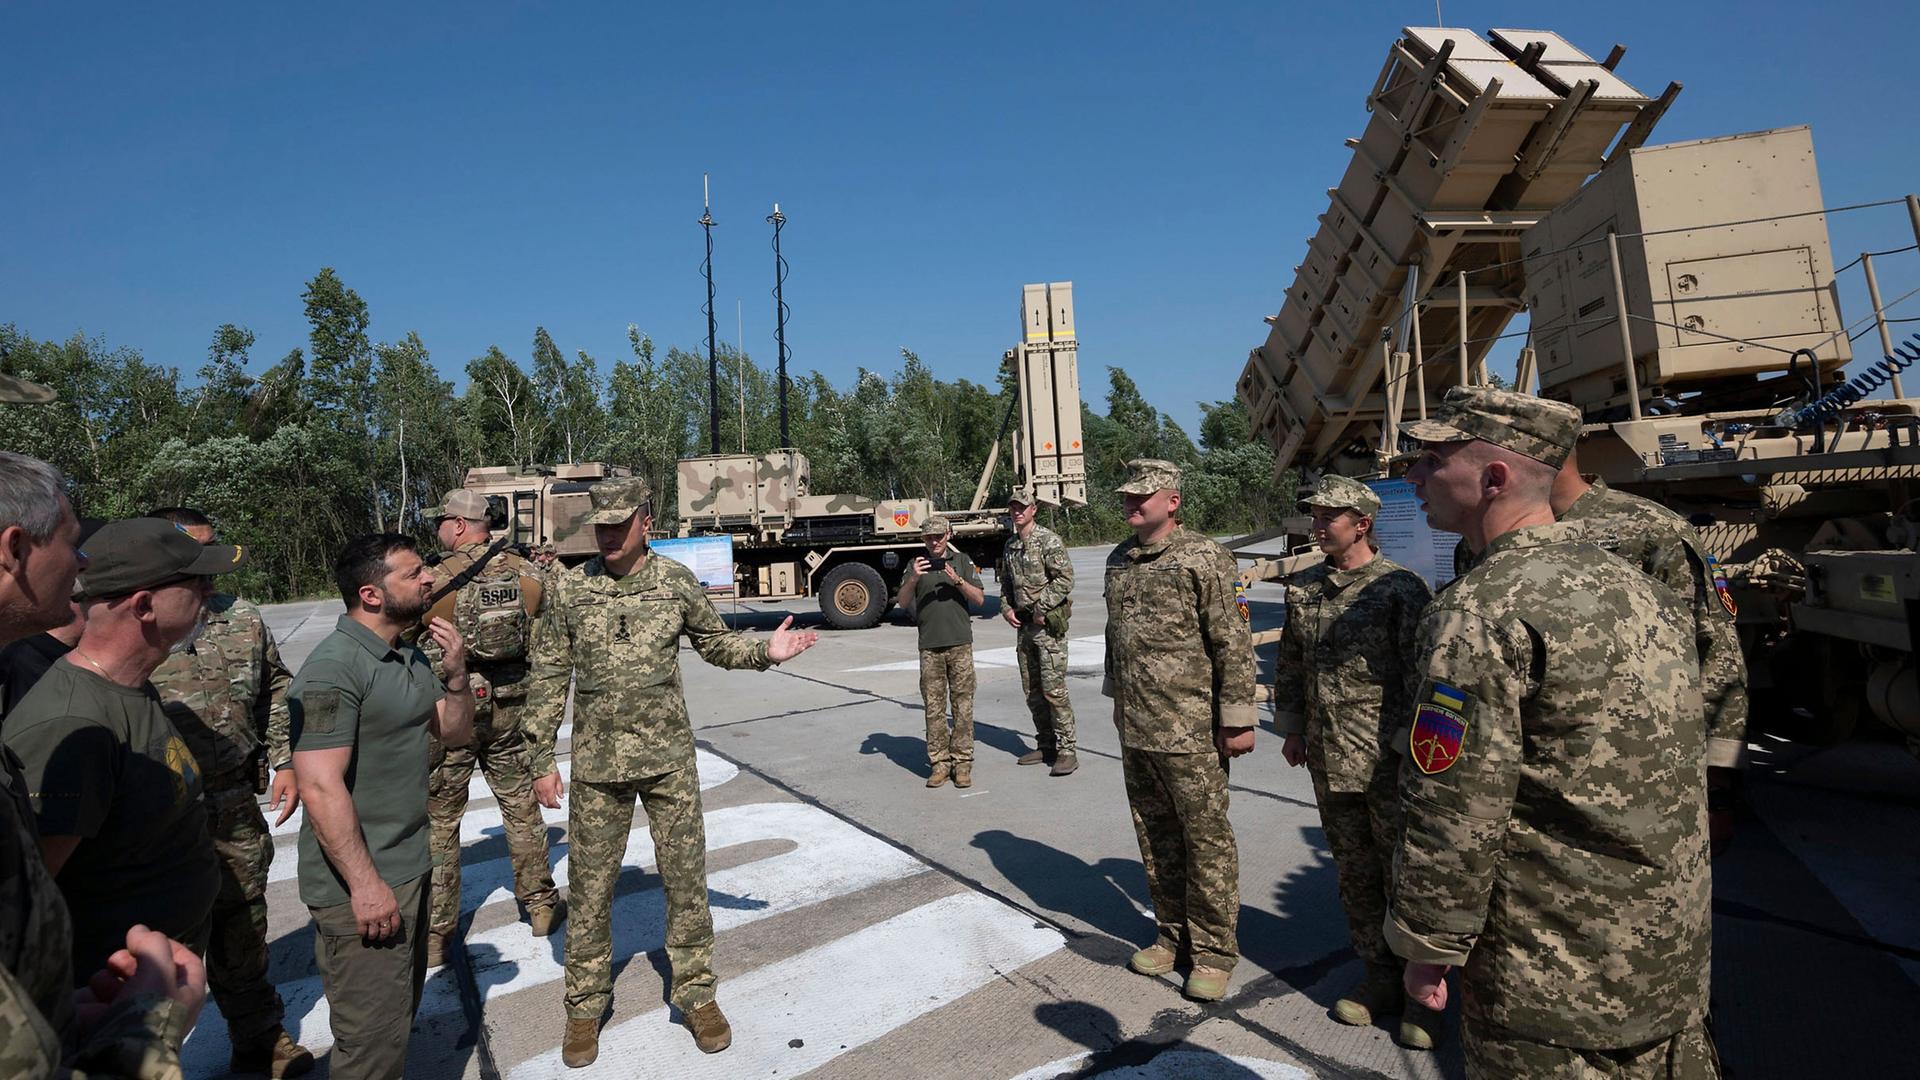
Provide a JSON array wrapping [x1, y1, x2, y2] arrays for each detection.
[[1399, 386, 1582, 468], [1114, 458, 1182, 495], [585, 476, 652, 525], [425, 488, 489, 521], [1301, 474, 1381, 518], [921, 515, 952, 536], [76, 517, 246, 600], [1007, 484, 1037, 507], [0, 373, 57, 404]]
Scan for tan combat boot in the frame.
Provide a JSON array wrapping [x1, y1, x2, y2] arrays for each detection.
[[953, 764, 973, 788], [229, 1028, 315, 1078], [529, 898, 568, 937], [1333, 965, 1404, 1026], [1128, 942, 1177, 977], [562, 1017, 600, 1068], [926, 764, 951, 788], [1184, 966, 1232, 1002], [685, 1001, 733, 1054], [1398, 1001, 1441, 1050], [1049, 751, 1079, 776], [1016, 747, 1054, 766]]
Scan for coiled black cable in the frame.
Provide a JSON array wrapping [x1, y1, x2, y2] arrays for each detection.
[[1776, 332, 1920, 430]]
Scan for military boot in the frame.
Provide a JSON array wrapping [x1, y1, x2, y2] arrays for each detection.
[[1016, 742, 1055, 766], [229, 1028, 315, 1078], [926, 764, 951, 788], [529, 897, 568, 937], [953, 764, 973, 788], [562, 1017, 600, 1068], [1128, 942, 1177, 977], [685, 1001, 733, 1054], [1049, 751, 1079, 776], [1333, 965, 1404, 1026], [1398, 1000, 1441, 1050], [1184, 966, 1232, 1002]]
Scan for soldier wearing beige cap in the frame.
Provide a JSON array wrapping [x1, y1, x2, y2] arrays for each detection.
[[1104, 458, 1257, 1002], [419, 489, 563, 967], [897, 515, 985, 788], [1276, 474, 1435, 1045]]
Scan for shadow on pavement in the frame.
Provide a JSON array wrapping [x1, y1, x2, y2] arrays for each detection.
[[1034, 1000, 1270, 1078], [974, 719, 1038, 761], [858, 731, 930, 778], [971, 829, 1155, 954]]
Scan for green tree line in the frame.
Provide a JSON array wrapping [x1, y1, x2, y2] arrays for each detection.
[[1, 268, 1285, 600]]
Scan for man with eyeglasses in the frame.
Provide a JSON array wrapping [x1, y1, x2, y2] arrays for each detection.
[[3, 516, 244, 977]]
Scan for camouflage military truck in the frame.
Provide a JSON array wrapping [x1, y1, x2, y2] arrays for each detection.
[[672, 282, 1089, 630], [457, 282, 1089, 631], [459, 461, 635, 561], [1234, 25, 1920, 750]]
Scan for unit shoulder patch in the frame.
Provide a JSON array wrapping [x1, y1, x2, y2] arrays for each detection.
[[1410, 683, 1469, 775]]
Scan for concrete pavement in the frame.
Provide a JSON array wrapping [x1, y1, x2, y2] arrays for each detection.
[[179, 546, 1920, 1078]]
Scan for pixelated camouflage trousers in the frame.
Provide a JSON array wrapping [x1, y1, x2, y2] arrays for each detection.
[[1122, 747, 1239, 970], [1310, 761, 1400, 971], [1015, 625, 1076, 754], [428, 694, 558, 938], [920, 645, 976, 767], [564, 766, 715, 1018], [1465, 1015, 1721, 1080], [198, 778, 286, 1047]]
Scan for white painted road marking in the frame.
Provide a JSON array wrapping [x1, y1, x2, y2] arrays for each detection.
[[185, 797, 923, 1074], [510, 891, 1065, 1078]]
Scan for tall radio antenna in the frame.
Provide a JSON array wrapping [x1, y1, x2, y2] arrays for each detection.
[[700, 174, 720, 455], [768, 203, 792, 447]]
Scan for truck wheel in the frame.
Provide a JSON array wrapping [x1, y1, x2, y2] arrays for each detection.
[[820, 562, 887, 630]]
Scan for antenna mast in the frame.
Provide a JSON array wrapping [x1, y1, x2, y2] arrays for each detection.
[[701, 174, 720, 455], [768, 203, 791, 447]]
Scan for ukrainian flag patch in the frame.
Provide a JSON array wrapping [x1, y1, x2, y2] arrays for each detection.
[[1429, 683, 1466, 711]]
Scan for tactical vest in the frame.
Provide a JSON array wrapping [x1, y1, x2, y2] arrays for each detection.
[[426, 549, 543, 667]]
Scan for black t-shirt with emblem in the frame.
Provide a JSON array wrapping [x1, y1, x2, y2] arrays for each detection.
[[0, 661, 219, 980]]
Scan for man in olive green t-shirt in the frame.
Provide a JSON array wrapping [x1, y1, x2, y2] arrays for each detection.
[[288, 534, 474, 1080], [894, 516, 984, 789]]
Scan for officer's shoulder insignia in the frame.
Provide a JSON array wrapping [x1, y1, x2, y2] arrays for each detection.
[[1410, 683, 1468, 775], [1706, 555, 1736, 617]]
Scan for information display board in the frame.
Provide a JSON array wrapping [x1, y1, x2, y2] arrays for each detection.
[[1366, 478, 1462, 588], [650, 535, 737, 592]]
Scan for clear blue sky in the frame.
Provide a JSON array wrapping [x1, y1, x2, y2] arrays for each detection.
[[5, 2, 1917, 437]]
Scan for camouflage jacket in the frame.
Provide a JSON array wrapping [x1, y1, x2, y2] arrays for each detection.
[[1, 757, 190, 1079], [1000, 524, 1073, 618], [526, 553, 772, 781], [1102, 526, 1258, 753], [1390, 521, 1710, 1047], [150, 594, 292, 785], [1454, 476, 1748, 768], [1273, 555, 1431, 791]]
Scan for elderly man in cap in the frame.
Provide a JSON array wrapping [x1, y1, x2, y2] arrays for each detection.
[[895, 515, 985, 788], [1274, 475, 1435, 1045], [144, 507, 314, 1077], [418, 488, 562, 967], [526, 475, 819, 1064], [3, 516, 242, 976], [1394, 387, 1715, 1075], [1103, 458, 1257, 1002], [999, 484, 1079, 774]]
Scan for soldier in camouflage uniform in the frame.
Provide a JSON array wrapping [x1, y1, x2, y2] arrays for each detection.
[[1, 444, 205, 1080], [526, 476, 818, 1066], [1449, 447, 1750, 851], [1103, 459, 1257, 1002], [895, 516, 985, 789], [999, 485, 1079, 775], [145, 508, 314, 1078], [1394, 387, 1718, 1077], [1272, 477, 1435, 1046], [419, 490, 563, 967]]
